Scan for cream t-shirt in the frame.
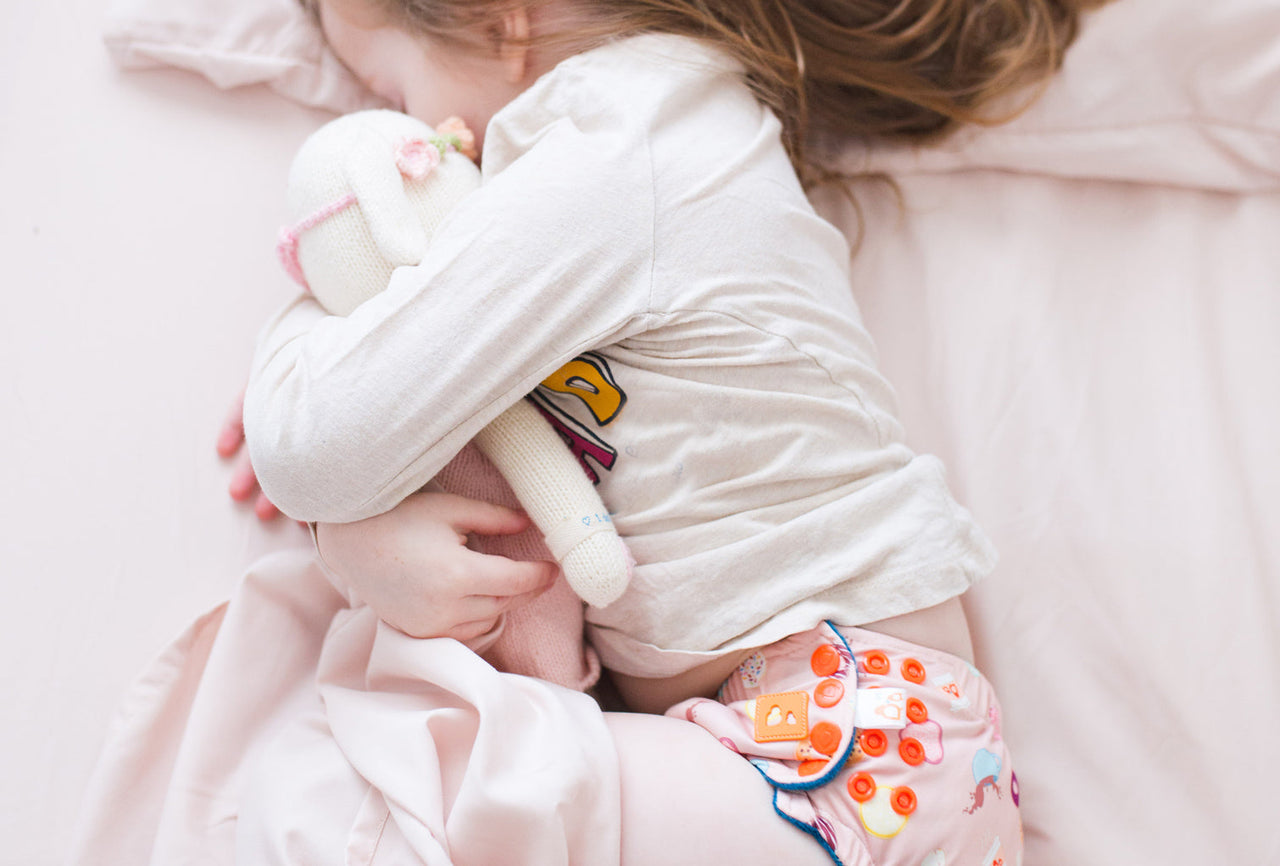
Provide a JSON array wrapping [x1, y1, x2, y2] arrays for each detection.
[[245, 34, 996, 677]]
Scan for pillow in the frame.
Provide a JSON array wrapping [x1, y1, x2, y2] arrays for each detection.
[[103, 0, 1280, 191], [841, 0, 1280, 191], [103, 0, 382, 115]]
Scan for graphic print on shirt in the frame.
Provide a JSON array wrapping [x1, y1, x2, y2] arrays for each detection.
[[531, 352, 627, 483]]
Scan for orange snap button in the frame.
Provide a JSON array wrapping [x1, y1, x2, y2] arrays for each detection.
[[798, 759, 828, 777], [901, 658, 926, 684], [810, 644, 841, 677], [862, 650, 890, 676], [898, 737, 925, 766], [814, 678, 845, 708], [809, 721, 843, 756], [859, 729, 888, 757], [848, 772, 876, 803], [906, 697, 928, 724], [891, 786, 917, 816]]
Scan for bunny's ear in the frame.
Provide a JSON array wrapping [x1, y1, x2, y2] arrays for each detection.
[[342, 130, 430, 267]]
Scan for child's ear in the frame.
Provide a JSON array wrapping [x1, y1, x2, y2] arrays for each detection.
[[495, 8, 531, 84]]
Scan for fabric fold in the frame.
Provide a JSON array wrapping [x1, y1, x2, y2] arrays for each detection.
[[67, 548, 622, 866]]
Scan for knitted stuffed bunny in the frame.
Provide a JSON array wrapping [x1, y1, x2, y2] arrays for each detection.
[[277, 109, 631, 608]]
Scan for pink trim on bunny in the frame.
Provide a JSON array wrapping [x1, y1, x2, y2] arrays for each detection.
[[276, 193, 357, 291], [274, 132, 462, 291]]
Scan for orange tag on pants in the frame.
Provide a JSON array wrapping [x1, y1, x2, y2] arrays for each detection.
[[752, 691, 809, 742]]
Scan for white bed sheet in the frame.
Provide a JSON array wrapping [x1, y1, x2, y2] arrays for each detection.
[[4, 0, 1278, 864]]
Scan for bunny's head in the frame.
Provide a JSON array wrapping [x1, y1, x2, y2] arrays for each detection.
[[278, 110, 480, 315]]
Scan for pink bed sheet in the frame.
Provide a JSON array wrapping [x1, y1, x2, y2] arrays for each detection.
[[817, 173, 1280, 864]]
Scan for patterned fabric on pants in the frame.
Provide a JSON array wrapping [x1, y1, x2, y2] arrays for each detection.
[[668, 622, 1021, 866]]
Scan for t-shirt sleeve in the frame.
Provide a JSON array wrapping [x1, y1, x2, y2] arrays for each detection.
[[244, 118, 655, 523]]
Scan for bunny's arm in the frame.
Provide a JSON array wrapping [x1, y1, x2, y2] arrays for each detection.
[[473, 398, 632, 608]]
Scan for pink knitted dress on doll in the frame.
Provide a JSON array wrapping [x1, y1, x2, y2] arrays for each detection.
[[434, 442, 601, 692]]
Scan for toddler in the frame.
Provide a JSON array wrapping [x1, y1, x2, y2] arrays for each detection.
[[241, 0, 1093, 862]]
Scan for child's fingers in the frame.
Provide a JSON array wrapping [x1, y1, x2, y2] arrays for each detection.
[[493, 580, 559, 615], [466, 555, 559, 604], [253, 492, 282, 522], [228, 452, 259, 502], [450, 583, 551, 640], [462, 582, 554, 622], [216, 390, 247, 458], [446, 495, 533, 537], [226, 442, 283, 520]]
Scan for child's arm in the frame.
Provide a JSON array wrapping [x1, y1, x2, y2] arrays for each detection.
[[244, 129, 652, 525], [218, 389, 552, 637], [315, 490, 559, 641]]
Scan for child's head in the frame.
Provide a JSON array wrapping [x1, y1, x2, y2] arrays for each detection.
[[306, 0, 1102, 178], [306, 0, 549, 150]]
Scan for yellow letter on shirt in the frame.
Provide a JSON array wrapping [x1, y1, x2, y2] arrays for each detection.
[[540, 353, 626, 425]]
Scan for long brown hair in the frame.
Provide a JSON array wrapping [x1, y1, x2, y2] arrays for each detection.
[[311, 0, 1106, 182]]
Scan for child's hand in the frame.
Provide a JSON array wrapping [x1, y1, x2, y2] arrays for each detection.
[[314, 491, 559, 642], [217, 388, 282, 521]]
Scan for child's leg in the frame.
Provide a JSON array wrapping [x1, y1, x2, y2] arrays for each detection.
[[605, 712, 834, 866], [241, 707, 834, 865]]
